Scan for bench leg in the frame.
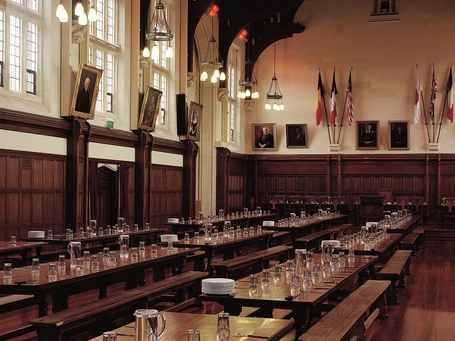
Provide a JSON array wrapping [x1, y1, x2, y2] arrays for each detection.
[[397, 270, 406, 288], [387, 279, 399, 305]]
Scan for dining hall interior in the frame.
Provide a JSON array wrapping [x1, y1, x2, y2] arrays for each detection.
[[1, 0, 455, 340]]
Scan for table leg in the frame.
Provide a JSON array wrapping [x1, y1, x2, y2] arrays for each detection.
[[293, 306, 311, 339]]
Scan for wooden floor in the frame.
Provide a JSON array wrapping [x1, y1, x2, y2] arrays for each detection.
[[3, 230, 455, 341]]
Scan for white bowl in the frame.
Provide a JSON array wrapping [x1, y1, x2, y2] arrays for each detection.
[[160, 234, 178, 242], [201, 278, 234, 295], [167, 218, 179, 223], [262, 221, 275, 227], [321, 240, 341, 248]]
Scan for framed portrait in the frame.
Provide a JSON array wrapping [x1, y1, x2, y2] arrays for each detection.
[[253, 123, 277, 151], [70, 63, 103, 120], [388, 120, 409, 150], [187, 101, 203, 141], [286, 124, 308, 148], [356, 120, 379, 150], [138, 86, 163, 132]]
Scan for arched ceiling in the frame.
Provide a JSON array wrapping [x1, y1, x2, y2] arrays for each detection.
[[141, 0, 305, 77]]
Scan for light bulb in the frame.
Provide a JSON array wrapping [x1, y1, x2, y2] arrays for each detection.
[[240, 92, 246, 99], [56, 4, 69, 22], [280, 104, 285, 110], [60, 10, 69, 22], [88, 7, 97, 22], [200, 71, 208, 81], [166, 46, 174, 58], [211, 74, 217, 83], [273, 103, 279, 111], [265, 103, 271, 110], [78, 12, 88, 25], [143, 47, 150, 58], [213, 70, 220, 78], [245, 89, 251, 97], [252, 91, 259, 99], [237, 90, 242, 97], [151, 44, 159, 60], [75, 2, 84, 16], [220, 72, 226, 81]]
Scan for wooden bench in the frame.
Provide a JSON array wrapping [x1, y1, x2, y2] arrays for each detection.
[[298, 280, 390, 341], [29, 271, 208, 341], [326, 223, 352, 240], [399, 231, 423, 256], [293, 230, 333, 251], [0, 294, 38, 339], [269, 231, 293, 246], [375, 250, 412, 305], [211, 245, 292, 279]]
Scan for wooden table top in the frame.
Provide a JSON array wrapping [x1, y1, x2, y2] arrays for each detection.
[[338, 233, 401, 255], [201, 253, 378, 308], [0, 240, 47, 255], [0, 245, 198, 293], [262, 214, 348, 232], [169, 228, 275, 250], [89, 311, 293, 341], [21, 228, 167, 245]]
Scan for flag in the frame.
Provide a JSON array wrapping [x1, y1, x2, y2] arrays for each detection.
[[414, 68, 423, 124], [316, 71, 324, 126], [429, 65, 438, 122], [447, 66, 453, 123], [330, 71, 338, 125], [346, 71, 354, 126]]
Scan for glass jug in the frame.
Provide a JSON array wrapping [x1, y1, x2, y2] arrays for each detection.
[[118, 234, 129, 257], [134, 309, 166, 341], [67, 241, 81, 269]]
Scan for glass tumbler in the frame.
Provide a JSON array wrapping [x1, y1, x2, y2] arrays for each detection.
[[187, 329, 201, 341], [216, 312, 230, 341]]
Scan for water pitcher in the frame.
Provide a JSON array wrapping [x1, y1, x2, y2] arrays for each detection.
[[134, 309, 166, 341], [67, 241, 81, 269]]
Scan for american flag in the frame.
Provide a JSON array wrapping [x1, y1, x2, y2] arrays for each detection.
[[346, 71, 354, 126], [429, 65, 438, 122]]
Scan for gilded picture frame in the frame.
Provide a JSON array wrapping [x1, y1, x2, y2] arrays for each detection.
[[70, 63, 103, 120], [138, 86, 163, 132], [388, 120, 409, 150], [253, 123, 277, 151], [286, 124, 308, 148], [187, 101, 203, 141], [356, 120, 379, 150]]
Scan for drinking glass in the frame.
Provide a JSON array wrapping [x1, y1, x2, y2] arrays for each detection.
[[187, 329, 201, 341], [10, 236, 16, 246], [48, 263, 57, 282], [286, 260, 295, 281], [102, 247, 110, 266], [290, 273, 301, 296], [249, 274, 259, 298], [322, 261, 333, 283], [83, 250, 91, 271], [3, 262, 12, 284], [131, 247, 139, 262], [102, 331, 117, 341], [92, 254, 100, 271], [184, 232, 190, 242], [139, 241, 146, 255], [261, 269, 270, 294], [89, 220, 97, 236], [76, 258, 85, 276], [216, 312, 230, 341], [274, 264, 283, 286], [151, 243, 158, 258], [302, 269, 313, 292], [194, 231, 200, 240], [98, 227, 104, 236], [134, 224, 139, 232], [47, 230, 53, 239], [312, 264, 321, 285], [144, 223, 150, 231], [167, 241, 174, 254], [108, 251, 117, 267], [58, 254, 66, 277]]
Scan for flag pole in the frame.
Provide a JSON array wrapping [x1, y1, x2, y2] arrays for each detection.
[[436, 90, 448, 143], [417, 64, 431, 143], [320, 69, 332, 144], [337, 67, 352, 144]]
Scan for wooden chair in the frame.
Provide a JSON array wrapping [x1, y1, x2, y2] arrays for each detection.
[[410, 196, 425, 225], [378, 189, 393, 204], [442, 197, 455, 228], [396, 196, 410, 211], [360, 195, 384, 226], [332, 196, 345, 211]]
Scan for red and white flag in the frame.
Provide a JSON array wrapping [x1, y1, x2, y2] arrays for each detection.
[[330, 71, 338, 125], [346, 71, 354, 126], [414, 68, 423, 124], [447, 66, 453, 123], [316, 71, 324, 126]]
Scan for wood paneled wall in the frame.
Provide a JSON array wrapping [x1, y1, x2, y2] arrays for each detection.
[[0, 151, 66, 240]]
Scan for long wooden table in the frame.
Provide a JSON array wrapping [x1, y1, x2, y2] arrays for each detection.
[[0, 245, 198, 316], [89, 312, 293, 341], [261, 214, 349, 243], [336, 233, 401, 261], [0, 240, 47, 266], [200, 254, 378, 339], [165, 213, 278, 236], [165, 228, 275, 274], [22, 227, 167, 248]]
